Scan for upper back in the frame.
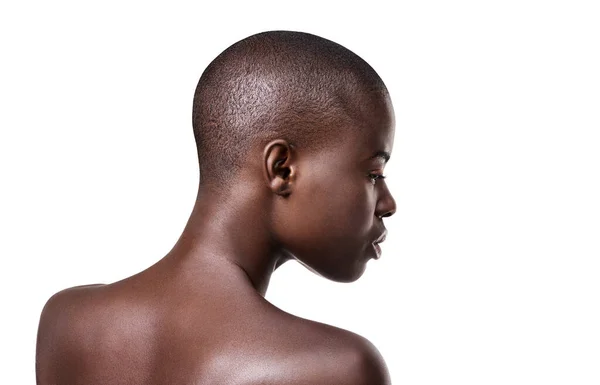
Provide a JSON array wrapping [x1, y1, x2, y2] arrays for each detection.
[[36, 282, 390, 385]]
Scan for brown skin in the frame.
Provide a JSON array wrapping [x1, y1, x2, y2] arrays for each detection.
[[36, 90, 397, 384]]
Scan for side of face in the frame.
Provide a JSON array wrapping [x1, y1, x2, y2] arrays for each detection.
[[269, 92, 397, 282]]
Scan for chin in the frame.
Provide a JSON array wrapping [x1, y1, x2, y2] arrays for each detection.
[[292, 246, 372, 283], [334, 263, 368, 283], [298, 258, 368, 283]]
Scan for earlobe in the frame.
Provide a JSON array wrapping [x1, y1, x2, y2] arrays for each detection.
[[263, 139, 295, 197]]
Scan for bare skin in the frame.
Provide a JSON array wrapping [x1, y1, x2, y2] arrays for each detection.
[[36, 90, 397, 384]]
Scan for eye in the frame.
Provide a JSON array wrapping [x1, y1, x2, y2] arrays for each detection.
[[368, 173, 387, 184]]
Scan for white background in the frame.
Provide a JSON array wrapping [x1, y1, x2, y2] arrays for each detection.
[[1, 1, 599, 383]]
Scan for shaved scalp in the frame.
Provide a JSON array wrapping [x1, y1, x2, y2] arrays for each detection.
[[192, 30, 388, 184]]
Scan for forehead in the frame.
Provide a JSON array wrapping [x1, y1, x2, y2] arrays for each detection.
[[339, 91, 395, 161]]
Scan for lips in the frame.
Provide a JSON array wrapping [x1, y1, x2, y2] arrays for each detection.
[[373, 230, 387, 245], [372, 242, 382, 259], [371, 230, 387, 260]]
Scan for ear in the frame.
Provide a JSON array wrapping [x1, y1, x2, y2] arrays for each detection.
[[263, 139, 295, 197]]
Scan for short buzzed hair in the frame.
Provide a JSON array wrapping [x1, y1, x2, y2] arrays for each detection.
[[192, 30, 388, 183]]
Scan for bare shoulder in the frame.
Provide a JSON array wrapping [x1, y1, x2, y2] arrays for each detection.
[[299, 320, 391, 385], [240, 305, 391, 385], [37, 283, 106, 330], [36, 284, 105, 383], [36, 283, 106, 341], [336, 329, 391, 385]]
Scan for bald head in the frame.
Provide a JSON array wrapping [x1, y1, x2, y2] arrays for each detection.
[[192, 30, 389, 184]]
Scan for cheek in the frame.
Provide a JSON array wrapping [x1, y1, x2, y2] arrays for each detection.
[[292, 175, 374, 240], [283, 179, 376, 283], [330, 184, 373, 235], [272, 173, 377, 282]]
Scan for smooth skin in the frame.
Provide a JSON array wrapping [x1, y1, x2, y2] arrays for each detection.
[[36, 90, 397, 384]]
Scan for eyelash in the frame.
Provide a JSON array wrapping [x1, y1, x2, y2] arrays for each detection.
[[368, 173, 387, 184]]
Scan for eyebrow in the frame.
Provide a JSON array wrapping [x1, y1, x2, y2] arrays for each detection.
[[368, 150, 391, 164]]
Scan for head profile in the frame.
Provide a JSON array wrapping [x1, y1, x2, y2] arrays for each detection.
[[191, 30, 396, 283]]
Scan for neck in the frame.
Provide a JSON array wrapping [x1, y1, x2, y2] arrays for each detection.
[[163, 184, 291, 297]]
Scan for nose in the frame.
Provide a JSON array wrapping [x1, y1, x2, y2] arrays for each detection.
[[375, 183, 396, 218]]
